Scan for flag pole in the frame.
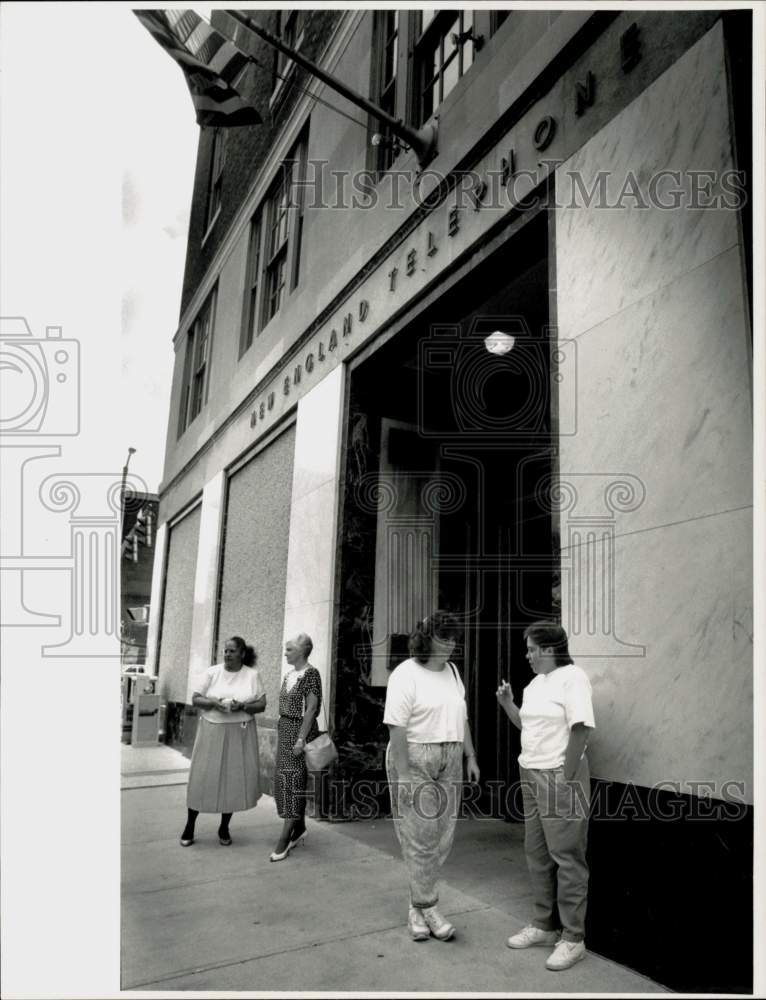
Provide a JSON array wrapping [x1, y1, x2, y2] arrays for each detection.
[[226, 10, 438, 170]]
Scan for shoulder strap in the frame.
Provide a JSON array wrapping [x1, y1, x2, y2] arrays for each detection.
[[448, 661, 461, 687], [302, 669, 328, 731]]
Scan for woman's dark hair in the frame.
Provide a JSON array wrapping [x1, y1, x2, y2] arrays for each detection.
[[228, 635, 257, 667], [523, 621, 573, 666], [408, 610, 462, 665]]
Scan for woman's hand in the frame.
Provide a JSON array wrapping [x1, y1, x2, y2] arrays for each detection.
[[495, 680, 514, 707], [495, 681, 522, 730], [465, 755, 480, 783], [292, 738, 305, 757]]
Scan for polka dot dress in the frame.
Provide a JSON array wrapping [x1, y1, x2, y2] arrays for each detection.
[[274, 666, 322, 819]]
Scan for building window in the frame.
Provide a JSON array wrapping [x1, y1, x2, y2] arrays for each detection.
[[490, 11, 510, 35], [259, 133, 308, 330], [204, 129, 227, 234], [414, 10, 482, 126], [371, 10, 400, 172], [263, 165, 291, 323], [241, 133, 308, 342], [240, 213, 262, 357], [272, 9, 307, 103], [178, 287, 217, 436], [290, 138, 308, 291]]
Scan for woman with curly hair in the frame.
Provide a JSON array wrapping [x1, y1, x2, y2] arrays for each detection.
[[180, 635, 266, 847], [384, 610, 480, 943]]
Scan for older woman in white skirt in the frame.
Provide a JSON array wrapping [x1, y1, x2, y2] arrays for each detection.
[[180, 636, 267, 847]]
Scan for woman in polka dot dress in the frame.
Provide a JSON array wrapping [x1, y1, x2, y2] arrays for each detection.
[[270, 633, 322, 861]]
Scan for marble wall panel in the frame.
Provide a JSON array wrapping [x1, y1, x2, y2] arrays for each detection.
[[290, 365, 345, 501], [186, 473, 226, 701], [555, 22, 752, 800], [144, 522, 167, 675], [565, 507, 753, 800], [556, 23, 739, 340], [281, 368, 345, 706], [555, 246, 751, 537], [283, 482, 339, 612]]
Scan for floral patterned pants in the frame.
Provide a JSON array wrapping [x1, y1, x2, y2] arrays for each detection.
[[386, 741, 463, 909]]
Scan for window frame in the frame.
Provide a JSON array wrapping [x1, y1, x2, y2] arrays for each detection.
[[262, 159, 293, 325], [240, 130, 308, 346], [239, 211, 263, 358], [178, 285, 218, 436], [370, 10, 401, 173], [203, 129, 227, 237], [413, 10, 480, 127], [270, 9, 308, 109], [368, 10, 493, 173]]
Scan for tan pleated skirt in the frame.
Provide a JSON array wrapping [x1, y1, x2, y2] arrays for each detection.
[[186, 717, 262, 813]]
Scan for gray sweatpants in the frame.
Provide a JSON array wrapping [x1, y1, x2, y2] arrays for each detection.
[[386, 741, 463, 909], [519, 755, 591, 942]]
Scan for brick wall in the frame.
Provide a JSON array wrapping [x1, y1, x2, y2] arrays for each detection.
[[180, 10, 343, 316]]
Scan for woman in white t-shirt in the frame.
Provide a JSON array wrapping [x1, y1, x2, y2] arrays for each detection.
[[384, 611, 480, 943], [180, 636, 267, 847], [496, 621, 595, 973]]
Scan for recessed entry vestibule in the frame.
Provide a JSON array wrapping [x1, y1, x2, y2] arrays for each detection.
[[335, 210, 559, 808]]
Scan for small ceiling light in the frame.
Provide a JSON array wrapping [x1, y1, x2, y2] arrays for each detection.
[[484, 331, 516, 356]]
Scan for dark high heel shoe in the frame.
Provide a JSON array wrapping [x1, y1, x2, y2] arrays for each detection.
[[180, 828, 195, 847], [218, 827, 232, 846]]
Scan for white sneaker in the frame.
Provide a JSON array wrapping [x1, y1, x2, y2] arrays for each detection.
[[506, 925, 560, 949], [407, 906, 430, 942], [546, 939, 586, 971], [421, 905, 455, 941]]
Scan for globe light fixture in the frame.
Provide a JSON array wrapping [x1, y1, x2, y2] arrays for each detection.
[[484, 330, 516, 356]]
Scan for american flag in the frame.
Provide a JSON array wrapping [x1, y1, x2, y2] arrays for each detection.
[[134, 10, 262, 127]]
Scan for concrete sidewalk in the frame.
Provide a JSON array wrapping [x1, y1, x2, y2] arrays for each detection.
[[121, 744, 665, 994]]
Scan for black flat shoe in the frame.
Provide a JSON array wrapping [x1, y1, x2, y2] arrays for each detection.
[[218, 828, 232, 846], [180, 835, 195, 847]]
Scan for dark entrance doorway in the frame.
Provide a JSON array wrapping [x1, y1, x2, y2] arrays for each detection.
[[335, 212, 556, 815]]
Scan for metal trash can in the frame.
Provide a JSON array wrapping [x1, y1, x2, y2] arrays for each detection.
[[122, 671, 160, 747], [132, 691, 161, 748]]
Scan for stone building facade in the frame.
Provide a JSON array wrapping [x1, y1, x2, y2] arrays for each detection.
[[147, 10, 753, 991]]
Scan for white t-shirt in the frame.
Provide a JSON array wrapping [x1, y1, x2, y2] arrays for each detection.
[[195, 664, 265, 724], [383, 658, 467, 743], [518, 663, 595, 769]]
